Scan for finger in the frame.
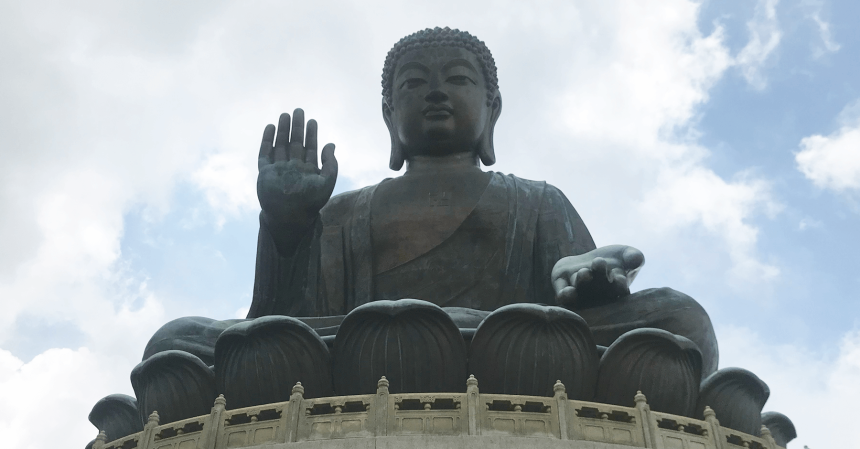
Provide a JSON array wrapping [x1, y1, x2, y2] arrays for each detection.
[[305, 119, 318, 167], [553, 277, 570, 295], [557, 286, 577, 305], [259, 124, 275, 170], [591, 257, 609, 281], [289, 108, 305, 160], [622, 246, 645, 269], [572, 268, 593, 288], [274, 113, 290, 161], [609, 271, 629, 298], [320, 144, 338, 196]]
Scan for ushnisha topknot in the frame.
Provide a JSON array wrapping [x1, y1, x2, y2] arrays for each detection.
[[381, 27, 499, 107]]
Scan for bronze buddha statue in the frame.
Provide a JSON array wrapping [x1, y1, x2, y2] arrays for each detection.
[[144, 27, 717, 376], [84, 30, 804, 449]]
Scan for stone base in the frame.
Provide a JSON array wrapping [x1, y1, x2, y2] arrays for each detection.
[[92, 381, 784, 449], [255, 435, 639, 449]]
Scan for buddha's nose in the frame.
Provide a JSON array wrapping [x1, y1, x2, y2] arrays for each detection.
[[425, 89, 448, 104]]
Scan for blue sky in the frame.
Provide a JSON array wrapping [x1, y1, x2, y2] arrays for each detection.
[[0, 1, 858, 448]]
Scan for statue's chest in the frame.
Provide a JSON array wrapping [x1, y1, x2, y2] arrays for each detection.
[[370, 172, 492, 274]]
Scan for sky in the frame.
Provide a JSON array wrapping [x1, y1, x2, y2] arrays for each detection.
[[0, 0, 858, 447]]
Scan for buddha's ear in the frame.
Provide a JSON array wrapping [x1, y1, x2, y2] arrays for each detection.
[[478, 93, 502, 166], [382, 99, 404, 171]]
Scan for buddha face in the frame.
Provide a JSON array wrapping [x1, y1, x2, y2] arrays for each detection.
[[384, 46, 500, 162]]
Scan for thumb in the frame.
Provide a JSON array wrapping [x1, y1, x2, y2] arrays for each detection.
[[621, 246, 645, 270], [320, 143, 338, 190]]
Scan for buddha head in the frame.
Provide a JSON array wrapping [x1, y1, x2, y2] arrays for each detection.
[[381, 27, 502, 170]]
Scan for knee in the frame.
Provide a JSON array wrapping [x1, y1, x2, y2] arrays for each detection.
[[631, 287, 710, 322], [142, 316, 244, 365]]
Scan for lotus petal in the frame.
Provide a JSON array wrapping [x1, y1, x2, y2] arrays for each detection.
[[88, 394, 143, 442], [469, 303, 598, 398], [130, 350, 216, 425], [215, 315, 332, 408], [596, 328, 702, 416], [333, 299, 467, 395], [696, 368, 770, 436], [761, 411, 797, 447]]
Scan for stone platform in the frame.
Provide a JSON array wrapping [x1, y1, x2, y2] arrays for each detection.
[[91, 377, 783, 449]]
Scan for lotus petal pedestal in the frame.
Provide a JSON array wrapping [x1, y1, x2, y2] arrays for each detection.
[[761, 411, 797, 447], [595, 328, 702, 417], [469, 303, 598, 398], [130, 350, 217, 425], [696, 367, 770, 436], [215, 315, 333, 408], [333, 299, 467, 395], [88, 394, 143, 442]]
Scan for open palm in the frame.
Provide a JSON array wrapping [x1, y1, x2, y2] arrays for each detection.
[[257, 108, 338, 234]]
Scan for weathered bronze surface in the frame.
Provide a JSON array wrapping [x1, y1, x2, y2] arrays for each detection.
[[87, 394, 142, 443], [468, 303, 598, 399], [332, 299, 467, 395], [130, 350, 216, 426], [595, 328, 703, 417], [214, 316, 333, 408], [696, 367, 770, 436]]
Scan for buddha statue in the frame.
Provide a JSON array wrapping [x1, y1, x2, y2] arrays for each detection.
[[85, 30, 805, 449], [143, 27, 718, 376]]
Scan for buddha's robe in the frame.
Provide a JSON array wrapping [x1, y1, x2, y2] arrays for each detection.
[[145, 172, 718, 374], [248, 172, 596, 317]]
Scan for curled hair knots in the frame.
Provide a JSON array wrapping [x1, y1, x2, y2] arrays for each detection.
[[381, 27, 499, 108]]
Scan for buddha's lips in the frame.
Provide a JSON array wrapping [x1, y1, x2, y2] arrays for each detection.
[[423, 105, 453, 118]]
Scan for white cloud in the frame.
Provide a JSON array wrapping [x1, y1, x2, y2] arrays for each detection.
[[810, 9, 840, 58], [639, 167, 780, 285], [798, 217, 823, 231], [736, 0, 782, 89], [0, 348, 140, 449], [718, 325, 860, 448], [192, 152, 258, 227], [796, 100, 860, 193]]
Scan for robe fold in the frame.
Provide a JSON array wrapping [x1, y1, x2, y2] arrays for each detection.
[[248, 172, 596, 318]]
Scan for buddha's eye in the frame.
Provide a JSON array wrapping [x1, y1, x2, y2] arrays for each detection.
[[447, 75, 475, 86], [400, 78, 427, 89]]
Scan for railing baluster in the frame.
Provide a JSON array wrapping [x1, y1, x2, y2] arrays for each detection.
[[553, 380, 569, 440], [93, 431, 107, 449], [138, 411, 160, 449], [703, 406, 726, 449], [282, 383, 304, 443], [760, 424, 778, 449], [198, 395, 225, 449], [634, 391, 657, 448], [375, 376, 390, 436], [466, 375, 480, 436]]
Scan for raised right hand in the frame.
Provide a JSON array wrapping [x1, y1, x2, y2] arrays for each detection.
[[257, 109, 338, 232]]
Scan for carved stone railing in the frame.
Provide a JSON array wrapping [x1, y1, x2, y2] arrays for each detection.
[[91, 377, 785, 449]]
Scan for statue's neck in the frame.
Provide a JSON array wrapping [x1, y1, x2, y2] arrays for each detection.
[[404, 152, 481, 176]]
